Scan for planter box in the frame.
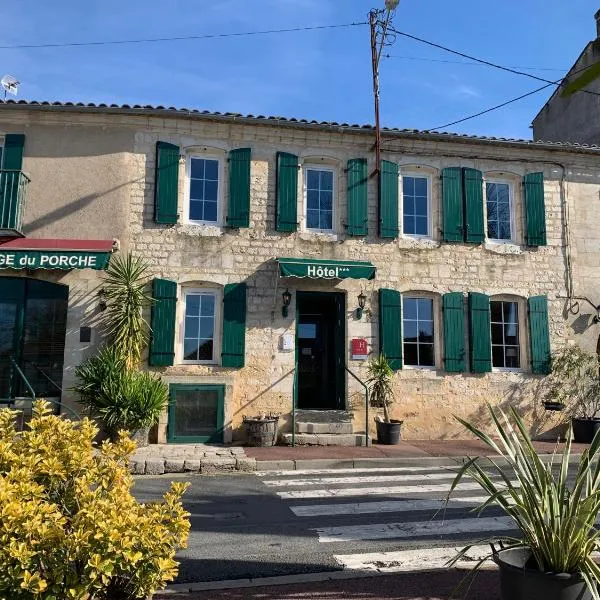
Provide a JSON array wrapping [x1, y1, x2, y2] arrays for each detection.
[[375, 419, 402, 445]]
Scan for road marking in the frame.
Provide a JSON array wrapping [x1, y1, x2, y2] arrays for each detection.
[[276, 480, 488, 500], [256, 466, 460, 477], [262, 472, 464, 488], [289, 496, 491, 517], [334, 544, 493, 572], [313, 515, 515, 543]]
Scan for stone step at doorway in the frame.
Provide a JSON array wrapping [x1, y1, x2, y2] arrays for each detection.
[[282, 409, 368, 447]]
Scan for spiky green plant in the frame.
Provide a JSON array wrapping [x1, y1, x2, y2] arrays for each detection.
[[447, 404, 600, 599], [366, 354, 394, 423], [102, 253, 153, 368]]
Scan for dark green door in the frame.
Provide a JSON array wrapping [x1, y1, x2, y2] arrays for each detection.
[[296, 292, 345, 410]]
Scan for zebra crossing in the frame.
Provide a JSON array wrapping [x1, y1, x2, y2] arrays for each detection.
[[255, 464, 516, 573]]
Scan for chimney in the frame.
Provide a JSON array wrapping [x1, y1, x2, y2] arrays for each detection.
[[596, 9, 600, 38]]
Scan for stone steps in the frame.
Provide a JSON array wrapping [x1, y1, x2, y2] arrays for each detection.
[[289, 409, 363, 446], [282, 433, 368, 447]]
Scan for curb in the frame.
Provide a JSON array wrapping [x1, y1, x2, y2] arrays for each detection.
[[129, 456, 257, 475]]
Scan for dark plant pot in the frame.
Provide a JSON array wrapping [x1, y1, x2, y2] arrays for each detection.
[[375, 419, 403, 445], [494, 547, 592, 600], [571, 418, 600, 444], [244, 417, 279, 447], [130, 427, 150, 447]]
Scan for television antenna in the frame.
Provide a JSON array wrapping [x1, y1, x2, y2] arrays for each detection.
[[1, 75, 20, 99]]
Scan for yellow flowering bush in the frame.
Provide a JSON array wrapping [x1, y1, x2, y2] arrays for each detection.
[[0, 401, 190, 600]]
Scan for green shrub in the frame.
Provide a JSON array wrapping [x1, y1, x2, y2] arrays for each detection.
[[0, 400, 189, 599]]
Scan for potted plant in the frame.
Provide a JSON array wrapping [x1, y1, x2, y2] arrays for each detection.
[[243, 413, 280, 447], [447, 404, 600, 600], [367, 353, 402, 445], [541, 345, 600, 443]]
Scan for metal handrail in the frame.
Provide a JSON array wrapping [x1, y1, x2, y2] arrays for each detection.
[[292, 367, 297, 447], [26, 361, 63, 394], [345, 365, 371, 447]]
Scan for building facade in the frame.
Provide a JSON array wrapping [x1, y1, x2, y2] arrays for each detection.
[[1, 101, 599, 443]]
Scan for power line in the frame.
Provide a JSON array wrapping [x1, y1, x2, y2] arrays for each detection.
[[0, 22, 366, 50]]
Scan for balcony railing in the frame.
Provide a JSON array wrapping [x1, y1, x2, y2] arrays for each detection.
[[0, 169, 30, 236]]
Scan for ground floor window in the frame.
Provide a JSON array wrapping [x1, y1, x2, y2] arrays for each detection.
[[168, 383, 225, 443], [182, 289, 217, 363], [402, 296, 434, 367], [490, 300, 520, 369]]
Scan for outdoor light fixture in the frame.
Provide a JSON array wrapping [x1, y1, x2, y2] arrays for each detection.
[[282, 289, 292, 318], [356, 291, 367, 319], [98, 289, 107, 312], [385, 0, 400, 10]]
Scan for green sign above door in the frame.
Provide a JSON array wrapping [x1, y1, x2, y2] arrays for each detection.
[[0, 250, 111, 270], [277, 257, 376, 280]]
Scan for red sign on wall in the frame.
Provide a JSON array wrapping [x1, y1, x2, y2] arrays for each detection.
[[351, 338, 369, 360]]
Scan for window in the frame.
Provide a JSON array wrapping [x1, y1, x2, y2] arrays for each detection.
[[188, 156, 220, 224], [490, 300, 520, 369], [402, 296, 435, 367], [402, 174, 430, 237], [486, 181, 513, 241], [305, 167, 334, 231], [182, 289, 218, 363]]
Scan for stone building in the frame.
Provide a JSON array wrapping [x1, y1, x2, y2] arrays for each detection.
[[1, 101, 599, 444]]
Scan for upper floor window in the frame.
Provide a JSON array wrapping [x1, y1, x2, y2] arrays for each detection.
[[187, 156, 221, 224], [402, 296, 435, 367], [182, 288, 218, 364], [486, 181, 513, 242], [305, 166, 334, 232], [401, 173, 430, 237], [490, 300, 520, 369]]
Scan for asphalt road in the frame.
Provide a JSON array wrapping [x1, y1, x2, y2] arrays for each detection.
[[133, 465, 519, 585]]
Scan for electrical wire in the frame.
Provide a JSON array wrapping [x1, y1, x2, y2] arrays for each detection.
[[0, 22, 367, 50]]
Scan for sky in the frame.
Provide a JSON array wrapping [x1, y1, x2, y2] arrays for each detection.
[[0, 1, 595, 139]]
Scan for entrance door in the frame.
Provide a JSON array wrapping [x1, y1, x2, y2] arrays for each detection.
[[296, 291, 345, 410]]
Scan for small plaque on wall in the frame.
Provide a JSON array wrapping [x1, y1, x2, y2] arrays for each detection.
[[351, 338, 368, 360], [280, 333, 294, 352]]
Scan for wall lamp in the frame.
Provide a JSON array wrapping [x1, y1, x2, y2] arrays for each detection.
[[356, 291, 367, 319], [282, 289, 292, 318], [98, 289, 107, 312]]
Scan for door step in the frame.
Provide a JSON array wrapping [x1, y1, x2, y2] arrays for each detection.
[[297, 421, 353, 434], [282, 433, 368, 447], [294, 410, 353, 423]]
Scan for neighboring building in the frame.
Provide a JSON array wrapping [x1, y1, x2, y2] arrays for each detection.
[[532, 10, 600, 145], [1, 101, 600, 443]]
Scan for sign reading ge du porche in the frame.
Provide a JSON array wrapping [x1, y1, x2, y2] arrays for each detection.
[[0, 250, 111, 271]]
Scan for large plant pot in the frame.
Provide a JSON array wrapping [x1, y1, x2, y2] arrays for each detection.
[[375, 419, 403, 445], [494, 547, 592, 600], [244, 417, 279, 447], [571, 418, 600, 444], [130, 427, 150, 447]]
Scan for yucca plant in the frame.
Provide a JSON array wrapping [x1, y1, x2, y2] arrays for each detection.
[[102, 253, 153, 368], [367, 353, 394, 423], [447, 404, 600, 599]]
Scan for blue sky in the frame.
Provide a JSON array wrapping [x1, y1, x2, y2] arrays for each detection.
[[0, 1, 594, 138]]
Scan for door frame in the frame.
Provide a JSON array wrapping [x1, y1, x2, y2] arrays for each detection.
[[295, 290, 346, 410]]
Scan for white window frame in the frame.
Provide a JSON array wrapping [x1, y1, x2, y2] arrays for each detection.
[[401, 294, 437, 370], [485, 179, 516, 244], [303, 164, 336, 234], [184, 154, 224, 226], [179, 287, 221, 365], [400, 171, 432, 239], [489, 297, 523, 373]]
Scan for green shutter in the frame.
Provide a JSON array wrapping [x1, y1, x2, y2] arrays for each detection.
[[528, 295, 551, 374], [524, 172, 546, 246], [442, 167, 463, 242], [379, 288, 402, 371], [347, 158, 368, 236], [154, 141, 179, 225], [276, 152, 298, 232], [463, 168, 485, 244], [468, 292, 492, 373], [0, 134, 25, 231], [222, 283, 247, 368], [228, 148, 251, 228], [443, 292, 466, 373], [149, 279, 177, 366], [379, 161, 398, 239]]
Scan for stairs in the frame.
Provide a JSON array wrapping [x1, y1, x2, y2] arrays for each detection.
[[282, 410, 368, 447]]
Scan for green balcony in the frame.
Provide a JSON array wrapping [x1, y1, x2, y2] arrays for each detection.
[[0, 170, 29, 237]]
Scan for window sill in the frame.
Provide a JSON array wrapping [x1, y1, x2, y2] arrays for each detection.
[[491, 367, 524, 373], [403, 364, 437, 371], [178, 223, 225, 237], [179, 361, 220, 366], [299, 231, 340, 243], [398, 236, 440, 250], [484, 241, 523, 255]]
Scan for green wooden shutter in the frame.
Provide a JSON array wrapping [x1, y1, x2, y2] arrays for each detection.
[[379, 288, 402, 371], [228, 148, 251, 228], [346, 158, 368, 236], [463, 168, 485, 244], [528, 295, 551, 374], [276, 152, 298, 232], [524, 172, 546, 246], [154, 142, 179, 225], [379, 161, 398, 239], [149, 279, 177, 366], [222, 283, 247, 368], [468, 292, 492, 373], [442, 167, 463, 242], [0, 134, 25, 231], [442, 292, 466, 373]]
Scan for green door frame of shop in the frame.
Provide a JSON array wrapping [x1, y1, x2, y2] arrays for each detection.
[[295, 291, 346, 410], [167, 383, 225, 443]]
